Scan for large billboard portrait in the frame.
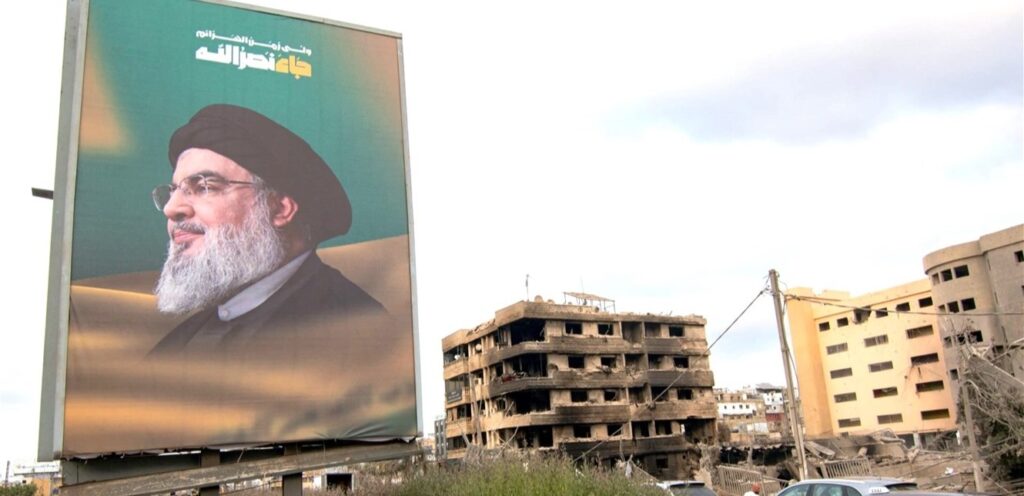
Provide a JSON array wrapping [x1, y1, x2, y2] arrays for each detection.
[[41, 0, 418, 458]]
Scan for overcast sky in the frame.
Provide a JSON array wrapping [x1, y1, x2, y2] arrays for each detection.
[[1, 0, 1020, 469]]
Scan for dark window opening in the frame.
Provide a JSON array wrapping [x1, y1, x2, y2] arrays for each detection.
[[875, 308, 889, 318], [941, 269, 953, 281], [819, 322, 831, 331], [573, 424, 591, 438], [674, 356, 690, 368], [600, 356, 616, 368], [604, 389, 619, 401], [911, 353, 940, 366], [878, 413, 903, 424], [918, 297, 933, 308], [652, 386, 671, 402], [931, 274, 940, 285], [597, 323, 614, 336], [830, 368, 853, 379], [629, 387, 647, 403], [938, 304, 946, 312], [826, 343, 848, 354], [644, 322, 661, 338], [509, 319, 545, 345], [895, 302, 911, 312], [961, 298, 976, 311], [507, 353, 548, 378], [916, 380, 944, 392], [954, 265, 969, 278], [906, 325, 934, 339], [622, 322, 643, 343], [1015, 250, 1024, 263], [949, 369, 959, 380], [508, 390, 550, 415], [668, 325, 684, 337], [632, 421, 650, 438], [568, 355, 585, 369], [838, 418, 861, 428], [947, 301, 960, 313], [648, 355, 663, 369], [571, 390, 588, 403], [607, 423, 624, 436], [922, 409, 950, 420], [655, 420, 673, 436], [655, 457, 669, 470], [677, 389, 693, 400], [873, 387, 898, 398], [953, 330, 984, 344], [837, 317, 849, 327], [443, 344, 469, 365], [869, 361, 894, 372], [565, 321, 583, 335], [864, 334, 889, 347], [834, 392, 857, 403]]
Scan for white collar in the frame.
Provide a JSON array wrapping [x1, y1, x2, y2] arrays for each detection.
[[217, 250, 313, 321]]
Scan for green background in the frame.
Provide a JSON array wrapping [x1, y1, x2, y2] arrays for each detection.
[[71, 0, 409, 280]]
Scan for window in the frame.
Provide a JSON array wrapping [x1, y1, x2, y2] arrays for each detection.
[[938, 304, 946, 312], [921, 409, 951, 420], [571, 390, 588, 402], [568, 355, 585, 369], [948, 301, 960, 313], [607, 423, 624, 436], [931, 274, 940, 285], [819, 322, 831, 332], [869, 361, 894, 372], [911, 353, 940, 366], [941, 269, 953, 281], [864, 334, 889, 347], [655, 457, 669, 470], [949, 369, 959, 380], [573, 424, 591, 438], [954, 265, 969, 278], [826, 343, 848, 354], [565, 322, 582, 335], [597, 323, 614, 336], [918, 297, 933, 308], [1016, 250, 1024, 263], [837, 418, 861, 428], [906, 325, 934, 339], [895, 302, 911, 312], [600, 356, 616, 368], [830, 368, 853, 379], [878, 413, 903, 424], [677, 389, 693, 400], [837, 317, 849, 327], [604, 389, 619, 401], [875, 308, 889, 318], [873, 387, 898, 398], [668, 325, 684, 337], [961, 298, 976, 311], [834, 392, 857, 403], [916, 380, 944, 393], [674, 356, 690, 368]]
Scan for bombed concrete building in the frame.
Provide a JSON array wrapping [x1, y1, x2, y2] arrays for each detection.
[[441, 295, 717, 479]]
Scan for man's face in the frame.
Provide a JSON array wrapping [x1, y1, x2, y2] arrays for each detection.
[[164, 148, 258, 257]]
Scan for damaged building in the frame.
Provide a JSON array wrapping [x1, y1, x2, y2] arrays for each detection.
[[441, 294, 718, 479]]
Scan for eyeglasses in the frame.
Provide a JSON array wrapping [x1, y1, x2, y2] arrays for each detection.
[[152, 173, 257, 211]]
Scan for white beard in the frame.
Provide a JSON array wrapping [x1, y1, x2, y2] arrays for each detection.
[[155, 198, 286, 314]]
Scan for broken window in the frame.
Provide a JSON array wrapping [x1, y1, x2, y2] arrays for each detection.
[[673, 356, 690, 368], [669, 325, 684, 337], [508, 353, 548, 377], [895, 302, 911, 312], [655, 420, 673, 435], [677, 389, 693, 400], [604, 389, 619, 402], [509, 318, 545, 345], [571, 390, 588, 403], [872, 387, 897, 398], [652, 386, 670, 402], [921, 409, 950, 420], [869, 361, 893, 372], [644, 322, 661, 337], [916, 380, 944, 393], [864, 334, 889, 347], [568, 355, 585, 369], [830, 368, 853, 379], [508, 390, 550, 414], [648, 355, 664, 369], [600, 356, 616, 368], [954, 265, 969, 278], [878, 413, 903, 424], [597, 323, 614, 336], [948, 301, 960, 313], [443, 344, 469, 364], [906, 325, 934, 339], [632, 421, 650, 438], [818, 322, 831, 332], [573, 424, 591, 439], [565, 321, 583, 335], [625, 354, 642, 370], [629, 387, 647, 403], [918, 297, 933, 308], [607, 423, 624, 436], [622, 322, 643, 343], [911, 353, 939, 366], [961, 298, 976, 311]]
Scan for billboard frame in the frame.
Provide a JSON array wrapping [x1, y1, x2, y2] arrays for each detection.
[[39, 0, 422, 469]]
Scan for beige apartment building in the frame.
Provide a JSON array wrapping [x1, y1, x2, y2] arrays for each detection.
[[922, 224, 1024, 381], [441, 296, 717, 479], [786, 280, 956, 445]]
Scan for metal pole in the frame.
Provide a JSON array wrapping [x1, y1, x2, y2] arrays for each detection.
[[769, 269, 809, 480]]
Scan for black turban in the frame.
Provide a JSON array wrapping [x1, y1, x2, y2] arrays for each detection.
[[168, 103, 351, 243]]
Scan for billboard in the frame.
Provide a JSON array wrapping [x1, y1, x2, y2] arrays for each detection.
[[40, 0, 419, 458]]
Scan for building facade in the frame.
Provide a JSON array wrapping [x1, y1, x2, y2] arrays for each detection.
[[715, 388, 769, 442], [922, 224, 1024, 382], [786, 280, 956, 445], [441, 298, 717, 479]]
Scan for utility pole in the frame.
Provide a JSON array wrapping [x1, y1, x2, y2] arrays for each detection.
[[769, 269, 809, 480], [959, 373, 985, 492]]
